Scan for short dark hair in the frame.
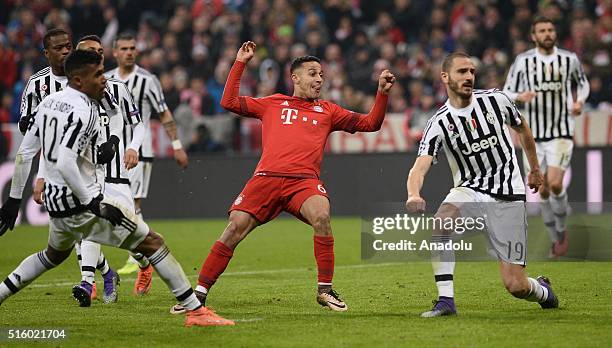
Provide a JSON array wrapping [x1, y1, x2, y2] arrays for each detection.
[[441, 52, 471, 72], [113, 32, 136, 48], [64, 49, 102, 79], [290, 56, 321, 73], [77, 34, 102, 45], [43, 28, 71, 49], [531, 16, 554, 33]]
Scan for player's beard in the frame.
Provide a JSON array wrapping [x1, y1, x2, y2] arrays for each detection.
[[449, 76, 473, 100], [537, 37, 556, 50]]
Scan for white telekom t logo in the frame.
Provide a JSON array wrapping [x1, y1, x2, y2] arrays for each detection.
[[281, 108, 298, 125]]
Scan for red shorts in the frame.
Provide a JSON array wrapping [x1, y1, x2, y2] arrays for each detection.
[[229, 175, 329, 224]]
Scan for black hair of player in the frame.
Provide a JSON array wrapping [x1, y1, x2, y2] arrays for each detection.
[[77, 34, 102, 45], [113, 32, 137, 48], [531, 16, 554, 33], [290, 56, 321, 73], [64, 49, 102, 80], [43, 28, 71, 49], [441, 52, 471, 72]]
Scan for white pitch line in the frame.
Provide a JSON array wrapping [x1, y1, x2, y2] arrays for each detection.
[[28, 262, 403, 289]]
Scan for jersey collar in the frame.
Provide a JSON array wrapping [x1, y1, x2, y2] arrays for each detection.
[[117, 64, 139, 82], [50, 68, 68, 83], [445, 96, 474, 116], [535, 46, 558, 62]]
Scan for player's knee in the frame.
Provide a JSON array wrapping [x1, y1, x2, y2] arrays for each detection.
[[550, 182, 563, 195], [135, 230, 164, 256], [44, 247, 71, 265], [504, 278, 530, 298], [221, 218, 248, 248], [311, 210, 331, 231]]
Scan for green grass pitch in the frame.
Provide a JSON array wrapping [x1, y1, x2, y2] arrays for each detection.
[[0, 217, 611, 347]]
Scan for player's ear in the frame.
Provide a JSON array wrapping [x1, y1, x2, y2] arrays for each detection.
[[291, 72, 299, 85], [440, 71, 448, 84]]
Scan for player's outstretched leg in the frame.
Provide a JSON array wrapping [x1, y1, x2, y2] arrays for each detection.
[[300, 195, 347, 312], [421, 204, 457, 318], [1, 246, 72, 305], [171, 210, 258, 315], [499, 262, 559, 309], [133, 230, 234, 326]]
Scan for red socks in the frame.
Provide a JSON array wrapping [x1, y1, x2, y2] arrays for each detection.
[[198, 237, 334, 289], [197, 241, 234, 289], [314, 235, 334, 284]]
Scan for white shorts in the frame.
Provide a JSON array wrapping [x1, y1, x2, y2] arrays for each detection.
[[523, 138, 574, 173], [441, 187, 528, 265], [48, 197, 149, 252], [104, 182, 135, 213], [129, 161, 153, 199]]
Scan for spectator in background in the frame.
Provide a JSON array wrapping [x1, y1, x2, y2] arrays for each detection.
[[188, 124, 224, 154], [68, 0, 105, 39], [160, 72, 180, 112], [0, 0, 607, 154], [0, 93, 11, 162], [0, 34, 17, 98], [206, 60, 230, 114], [181, 77, 215, 117]]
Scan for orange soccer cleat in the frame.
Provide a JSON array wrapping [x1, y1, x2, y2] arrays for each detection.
[[185, 307, 235, 327], [133, 265, 153, 295], [91, 281, 97, 300]]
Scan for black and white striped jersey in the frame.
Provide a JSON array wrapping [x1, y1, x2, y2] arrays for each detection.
[[418, 89, 525, 201], [19, 67, 68, 120], [106, 65, 168, 161], [503, 47, 590, 141], [98, 77, 142, 184], [29, 87, 102, 217]]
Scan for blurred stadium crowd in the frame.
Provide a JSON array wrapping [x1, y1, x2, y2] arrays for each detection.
[[0, 0, 610, 154]]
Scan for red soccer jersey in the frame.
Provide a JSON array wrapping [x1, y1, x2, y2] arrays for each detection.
[[222, 60, 389, 178]]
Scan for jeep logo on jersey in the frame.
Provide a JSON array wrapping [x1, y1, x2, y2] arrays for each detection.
[[460, 134, 499, 155], [99, 114, 110, 127], [534, 81, 563, 92], [281, 108, 298, 124]]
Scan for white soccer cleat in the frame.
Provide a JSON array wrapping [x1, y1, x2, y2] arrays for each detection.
[[317, 289, 348, 312]]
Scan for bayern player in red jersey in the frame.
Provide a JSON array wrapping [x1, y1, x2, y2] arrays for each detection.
[[172, 41, 395, 315]]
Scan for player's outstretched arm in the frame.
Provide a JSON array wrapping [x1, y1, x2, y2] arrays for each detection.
[[220, 42, 257, 115], [406, 155, 433, 214], [377, 69, 396, 95], [512, 117, 543, 193], [340, 70, 396, 133]]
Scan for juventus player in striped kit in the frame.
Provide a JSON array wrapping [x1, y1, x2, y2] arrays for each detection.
[[406, 53, 559, 317], [106, 33, 188, 284], [16, 29, 119, 303], [71, 35, 147, 302], [503, 17, 589, 258], [0, 50, 231, 327]]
